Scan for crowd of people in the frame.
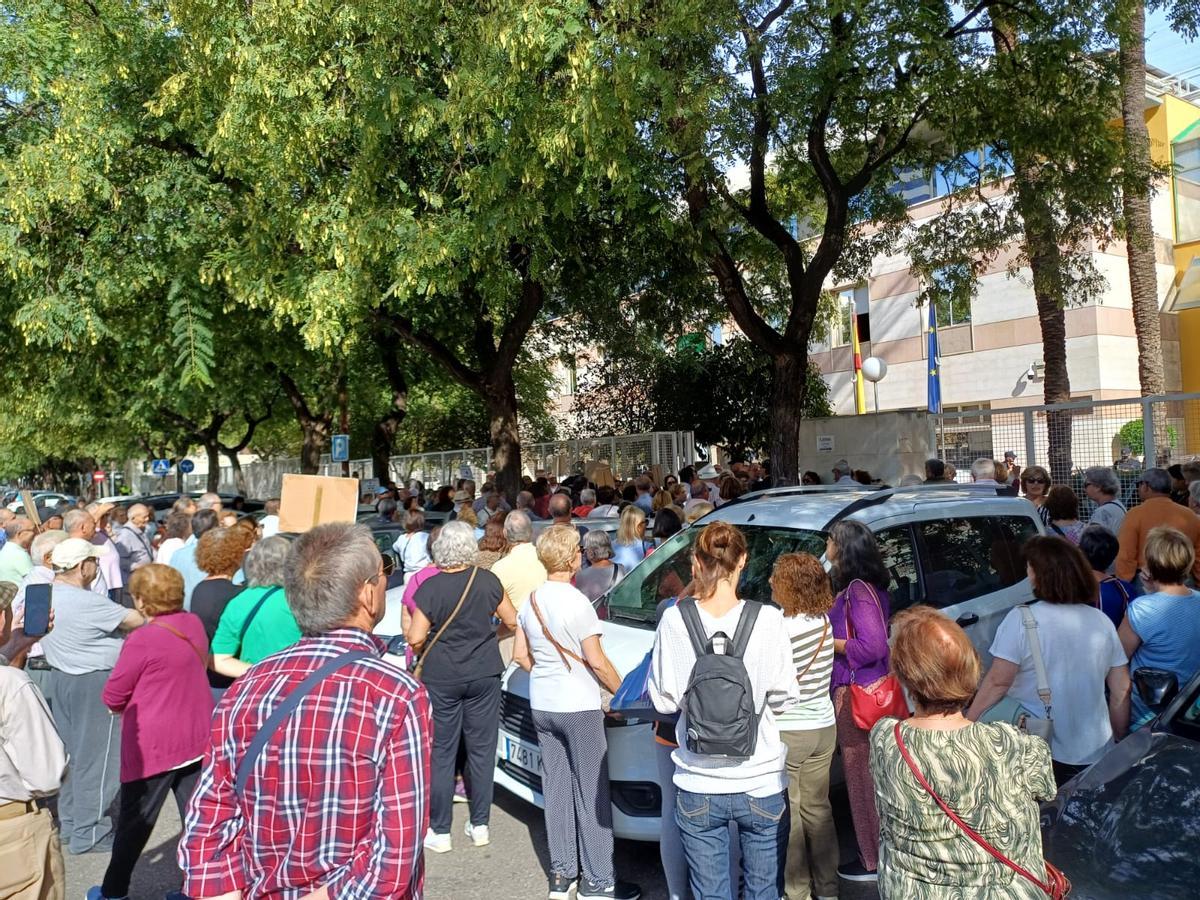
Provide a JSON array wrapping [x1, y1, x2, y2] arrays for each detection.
[[1, 450, 1199, 900]]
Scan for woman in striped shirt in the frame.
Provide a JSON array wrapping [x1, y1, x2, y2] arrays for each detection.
[[771, 553, 839, 900]]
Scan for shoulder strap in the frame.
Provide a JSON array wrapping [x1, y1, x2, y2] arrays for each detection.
[[234, 650, 372, 794], [1049, 522, 1067, 538], [1018, 605, 1052, 714], [412, 567, 477, 679], [727, 600, 762, 660], [238, 587, 282, 645], [529, 591, 589, 672], [151, 619, 207, 669], [893, 722, 1052, 894], [795, 618, 830, 684], [676, 597, 710, 658]]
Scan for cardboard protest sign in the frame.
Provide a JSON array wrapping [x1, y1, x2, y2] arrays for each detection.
[[278, 474, 360, 534], [20, 491, 41, 527]]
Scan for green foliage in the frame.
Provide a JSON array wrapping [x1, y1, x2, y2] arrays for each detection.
[[571, 337, 831, 459], [1117, 419, 1178, 455]]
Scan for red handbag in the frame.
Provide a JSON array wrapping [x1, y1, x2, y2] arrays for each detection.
[[894, 722, 1071, 898], [844, 581, 909, 730]]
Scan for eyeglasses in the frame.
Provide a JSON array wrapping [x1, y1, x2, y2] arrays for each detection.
[[1022, 477, 1048, 485]]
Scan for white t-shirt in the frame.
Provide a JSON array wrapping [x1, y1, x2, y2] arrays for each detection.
[[517, 581, 604, 714], [649, 600, 799, 796], [392, 532, 432, 577], [156, 537, 185, 565], [989, 602, 1127, 765]]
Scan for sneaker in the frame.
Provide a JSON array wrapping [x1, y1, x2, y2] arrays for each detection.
[[453, 777, 469, 803], [463, 820, 490, 847], [578, 879, 641, 900], [837, 860, 879, 882], [85, 890, 125, 900], [548, 874, 577, 900], [423, 829, 452, 853]]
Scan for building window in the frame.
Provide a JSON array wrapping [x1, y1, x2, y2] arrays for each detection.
[[888, 148, 1013, 208], [931, 267, 972, 327], [828, 285, 870, 347], [1175, 136, 1200, 244]]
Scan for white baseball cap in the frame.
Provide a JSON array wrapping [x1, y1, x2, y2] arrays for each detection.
[[51, 537, 110, 570]]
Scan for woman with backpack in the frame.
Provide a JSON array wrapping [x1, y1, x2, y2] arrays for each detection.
[[649, 521, 800, 900], [827, 519, 892, 884]]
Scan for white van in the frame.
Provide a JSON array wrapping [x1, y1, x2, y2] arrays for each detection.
[[494, 485, 1044, 840]]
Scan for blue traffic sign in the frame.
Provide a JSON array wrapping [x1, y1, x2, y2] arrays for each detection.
[[178, 459, 195, 475], [151, 459, 172, 476], [331, 434, 350, 462]]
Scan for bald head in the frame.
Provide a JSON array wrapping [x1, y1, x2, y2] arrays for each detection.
[[127, 504, 152, 529], [64, 509, 97, 540], [6, 517, 35, 550], [549, 493, 572, 521]]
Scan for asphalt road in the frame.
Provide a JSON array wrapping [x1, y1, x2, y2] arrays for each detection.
[[64, 787, 880, 900]]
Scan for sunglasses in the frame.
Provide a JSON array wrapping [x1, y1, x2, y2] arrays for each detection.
[[1022, 477, 1048, 485]]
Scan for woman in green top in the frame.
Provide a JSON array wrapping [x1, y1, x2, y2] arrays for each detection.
[[211, 536, 301, 678], [868, 606, 1056, 899]]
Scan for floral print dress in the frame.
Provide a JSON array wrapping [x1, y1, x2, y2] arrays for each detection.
[[869, 719, 1056, 899]]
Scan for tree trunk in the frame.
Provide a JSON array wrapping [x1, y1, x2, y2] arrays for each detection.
[[991, 11, 1073, 482], [768, 351, 807, 486], [372, 416, 403, 482], [1118, 0, 1168, 463], [204, 441, 222, 492], [484, 374, 523, 502], [299, 420, 327, 475], [372, 338, 409, 482], [223, 449, 248, 497]]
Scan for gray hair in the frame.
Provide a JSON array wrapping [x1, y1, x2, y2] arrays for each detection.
[[1190, 480, 1200, 509], [515, 491, 533, 509], [284, 523, 380, 635], [30, 529, 68, 567], [970, 458, 997, 482], [1140, 467, 1172, 495], [377, 498, 398, 518], [432, 520, 478, 569], [244, 535, 291, 588], [580, 488, 596, 505], [62, 509, 93, 535], [583, 529, 613, 562], [1083, 466, 1120, 497], [832, 459, 851, 477], [197, 492, 223, 510], [504, 510, 533, 544]]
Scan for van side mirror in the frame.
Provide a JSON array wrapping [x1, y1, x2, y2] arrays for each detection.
[[1134, 668, 1179, 711]]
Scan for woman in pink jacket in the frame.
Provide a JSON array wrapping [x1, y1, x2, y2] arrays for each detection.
[[87, 564, 214, 900]]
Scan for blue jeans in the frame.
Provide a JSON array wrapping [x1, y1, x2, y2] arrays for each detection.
[[675, 788, 788, 900]]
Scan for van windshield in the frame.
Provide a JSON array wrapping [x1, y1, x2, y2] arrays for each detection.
[[599, 525, 828, 627]]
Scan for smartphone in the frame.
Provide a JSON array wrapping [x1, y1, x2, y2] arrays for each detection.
[[22, 583, 52, 638]]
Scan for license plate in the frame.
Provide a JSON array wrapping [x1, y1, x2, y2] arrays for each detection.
[[502, 735, 542, 773]]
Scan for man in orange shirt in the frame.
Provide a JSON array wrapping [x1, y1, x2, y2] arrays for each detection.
[[1115, 468, 1200, 582]]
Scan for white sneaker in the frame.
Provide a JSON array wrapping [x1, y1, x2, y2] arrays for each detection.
[[464, 821, 490, 847], [423, 830, 452, 853]]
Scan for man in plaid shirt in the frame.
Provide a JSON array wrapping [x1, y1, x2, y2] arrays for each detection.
[[178, 522, 431, 899]]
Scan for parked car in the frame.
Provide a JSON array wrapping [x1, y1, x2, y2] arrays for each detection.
[[1042, 668, 1200, 899], [6, 491, 76, 513], [495, 484, 1043, 840]]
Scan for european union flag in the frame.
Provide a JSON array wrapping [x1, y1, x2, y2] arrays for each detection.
[[927, 304, 942, 414]]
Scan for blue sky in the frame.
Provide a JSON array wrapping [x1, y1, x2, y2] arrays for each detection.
[[1147, 8, 1198, 78]]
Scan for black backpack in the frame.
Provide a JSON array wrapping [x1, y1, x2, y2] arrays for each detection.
[[677, 597, 763, 760]]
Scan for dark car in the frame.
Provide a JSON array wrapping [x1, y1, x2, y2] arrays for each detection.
[[1042, 669, 1200, 899]]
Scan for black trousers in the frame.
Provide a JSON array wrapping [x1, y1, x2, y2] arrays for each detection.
[[101, 762, 201, 898], [426, 676, 501, 833]]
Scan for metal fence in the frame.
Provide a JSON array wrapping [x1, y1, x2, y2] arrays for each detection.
[[935, 393, 1200, 512], [160, 431, 696, 499]]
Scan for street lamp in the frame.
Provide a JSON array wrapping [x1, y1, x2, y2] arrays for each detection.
[[861, 356, 888, 414]]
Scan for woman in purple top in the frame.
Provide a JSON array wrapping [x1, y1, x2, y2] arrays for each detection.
[[90, 564, 213, 900], [826, 520, 892, 885]]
